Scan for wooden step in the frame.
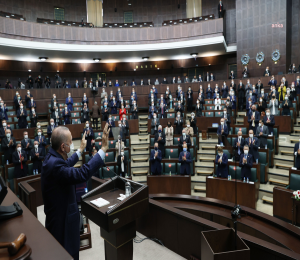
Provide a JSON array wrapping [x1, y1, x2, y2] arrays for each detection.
[[295, 129, 300, 132], [194, 186, 206, 192], [236, 118, 244, 122], [139, 115, 148, 120], [132, 157, 148, 162], [269, 178, 288, 186], [290, 139, 298, 143], [132, 169, 148, 175], [133, 146, 149, 151], [275, 163, 292, 169], [202, 146, 216, 150], [139, 137, 148, 141], [262, 196, 273, 204], [280, 150, 294, 155], [199, 157, 215, 162], [197, 169, 213, 175], [140, 129, 148, 132]]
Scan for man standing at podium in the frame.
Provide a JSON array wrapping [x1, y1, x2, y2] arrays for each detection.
[[41, 124, 109, 260]]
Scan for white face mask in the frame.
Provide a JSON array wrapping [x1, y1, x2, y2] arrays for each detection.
[[187, 125, 190, 127], [249, 134, 253, 138], [218, 153, 222, 157], [24, 135, 28, 139], [34, 144, 38, 149], [259, 123, 261, 127], [38, 132, 41, 136], [65, 143, 74, 158], [17, 147, 21, 152], [153, 116, 156, 119], [6, 133, 10, 138], [86, 124, 89, 128], [51, 122, 54, 126], [119, 123, 122, 127], [266, 112, 270, 116], [56, 109, 58, 112], [20, 106, 23, 109], [3, 123, 7, 127], [244, 150, 249, 155], [221, 122, 224, 125]]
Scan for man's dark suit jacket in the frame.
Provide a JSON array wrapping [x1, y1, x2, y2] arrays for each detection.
[[245, 137, 259, 161], [30, 147, 44, 172], [12, 150, 28, 178], [41, 148, 105, 259], [2, 136, 16, 163], [179, 151, 192, 175], [263, 115, 275, 134], [150, 149, 162, 174], [117, 155, 128, 175], [0, 126, 13, 139], [239, 153, 253, 180], [294, 143, 300, 169], [21, 138, 33, 157], [179, 135, 191, 149]]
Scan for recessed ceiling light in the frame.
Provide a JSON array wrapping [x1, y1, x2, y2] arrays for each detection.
[[28, 70, 31, 72], [209, 64, 211, 66], [157, 68, 160, 70], [142, 57, 149, 61], [191, 53, 198, 58], [39, 57, 48, 61], [134, 69, 136, 71], [93, 58, 101, 62]]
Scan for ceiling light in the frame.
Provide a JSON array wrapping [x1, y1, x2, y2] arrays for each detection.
[[11, 14, 14, 16], [28, 70, 31, 72], [39, 57, 48, 61], [93, 58, 101, 62], [157, 68, 160, 70], [191, 53, 198, 58], [134, 69, 136, 71], [6, 15, 10, 18], [128, 3, 131, 5], [142, 57, 149, 61], [209, 64, 211, 66]]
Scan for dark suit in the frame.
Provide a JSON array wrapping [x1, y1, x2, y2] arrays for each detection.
[[47, 125, 57, 144], [247, 111, 260, 132], [25, 94, 33, 108], [263, 115, 275, 134], [12, 150, 28, 178], [117, 155, 128, 176], [179, 135, 191, 150], [217, 124, 228, 144], [62, 109, 71, 125], [83, 127, 94, 151], [154, 132, 166, 158], [21, 138, 33, 157], [82, 97, 89, 106], [151, 118, 160, 135], [268, 79, 277, 87], [239, 153, 253, 180], [51, 111, 60, 125], [107, 119, 115, 138], [237, 84, 245, 110], [174, 118, 183, 135], [41, 148, 105, 259], [120, 120, 129, 142], [234, 137, 245, 162], [294, 143, 300, 169], [0, 126, 13, 139], [245, 137, 259, 161], [30, 147, 44, 172], [102, 107, 110, 121], [196, 105, 202, 117], [179, 151, 192, 175], [222, 113, 231, 130], [17, 109, 28, 129], [218, 2, 224, 18], [81, 109, 90, 123], [215, 153, 228, 178], [150, 149, 162, 175], [190, 117, 197, 134], [130, 105, 139, 119], [34, 135, 47, 155], [256, 125, 269, 147], [2, 136, 16, 163]]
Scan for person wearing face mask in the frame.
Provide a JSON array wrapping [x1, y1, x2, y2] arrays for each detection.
[[151, 113, 160, 135], [214, 93, 222, 110], [101, 88, 108, 103], [226, 95, 233, 115], [35, 129, 47, 155], [290, 84, 297, 101], [213, 85, 220, 99], [119, 104, 126, 120], [234, 131, 245, 162], [81, 77, 87, 88], [268, 75, 277, 88], [149, 102, 157, 119], [159, 102, 167, 118], [14, 93, 22, 112], [0, 120, 13, 139], [222, 108, 231, 130], [120, 115, 129, 143], [184, 120, 194, 140], [131, 88, 138, 100], [110, 96, 118, 114], [51, 106, 60, 126], [229, 70, 235, 79], [114, 79, 120, 87], [34, 123, 44, 137], [197, 91, 205, 109], [245, 80, 252, 98], [0, 101, 8, 122], [65, 93, 73, 111], [164, 89, 171, 107], [257, 97, 267, 115], [118, 96, 125, 109], [256, 79, 263, 94], [62, 105, 71, 125], [174, 113, 183, 135], [268, 92, 278, 116], [30, 140, 45, 173], [281, 77, 288, 88], [256, 119, 269, 148], [221, 81, 228, 98], [51, 94, 57, 110], [245, 130, 259, 162], [248, 105, 260, 132], [26, 74, 34, 89], [129, 95, 137, 108], [187, 86, 193, 112], [107, 115, 115, 138], [246, 91, 255, 105], [237, 80, 245, 111], [131, 79, 136, 86], [35, 75, 43, 88], [154, 78, 159, 85], [239, 145, 253, 181], [140, 79, 144, 85], [258, 88, 268, 102], [230, 80, 236, 93], [165, 122, 174, 146], [29, 105, 38, 127], [102, 102, 111, 121], [177, 96, 185, 112], [55, 73, 62, 88], [196, 99, 202, 117], [179, 129, 191, 152], [29, 97, 36, 111], [278, 83, 286, 102], [17, 103, 28, 129], [47, 119, 57, 144], [21, 131, 33, 158], [90, 101, 100, 130], [245, 98, 253, 117], [210, 73, 215, 81], [2, 129, 16, 163], [117, 149, 128, 177], [282, 94, 292, 116], [198, 74, 203, 82], [12, 144, 28, 178], [25, 90, 33, 108], [190, 113, 197, 135], [294, 139, 300, 170], [184, 75, 190, 83], [179, 143, 192, 175], [45, 76, 51, 88], [81, 104, 90, 124], [192, 75, 198, 83], [150, 142, 162, 175], [215, 146, 228, 178], [82, 93, 89, 108], [217, 118, 228, 144], [83, 121, 94, 151], [115, 135, 125, 158], [242, 66, 249, 78], [264, 66, 271, 77], [206, 84, 213, 99], [176, 76, 181, 84], [154, 125, 166, 158], [41, 125, 109, 260], [295, 76, 300, 94], [162, 77, 168, 84]]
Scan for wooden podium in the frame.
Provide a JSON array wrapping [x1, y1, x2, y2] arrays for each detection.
[[81, 176, 149, 260]]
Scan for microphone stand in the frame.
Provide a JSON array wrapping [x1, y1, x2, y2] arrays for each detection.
[[105, 167, 135, 193]]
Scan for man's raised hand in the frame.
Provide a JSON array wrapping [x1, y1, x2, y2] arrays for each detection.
[[79, 131, 87, 153], [101, 123, 109, 152]]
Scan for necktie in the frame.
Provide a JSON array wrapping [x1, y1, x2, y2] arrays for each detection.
[[19, 152, 23, 169], [36, 149, 38, 153], [238, 140, 240, 155], [261, 127, 263, 132]]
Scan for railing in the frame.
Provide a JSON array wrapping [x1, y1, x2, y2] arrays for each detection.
[[162, 14, 214, 26]]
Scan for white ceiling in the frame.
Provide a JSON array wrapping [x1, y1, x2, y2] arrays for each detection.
[[0, 36, 236, 63]]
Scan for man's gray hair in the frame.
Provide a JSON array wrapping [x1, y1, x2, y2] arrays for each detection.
[[51, 126, 70, 151]]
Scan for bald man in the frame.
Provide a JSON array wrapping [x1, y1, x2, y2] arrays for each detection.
[[41, 124, 109, 260]]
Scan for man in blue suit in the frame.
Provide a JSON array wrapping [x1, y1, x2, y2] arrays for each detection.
[[215, 147, 228, 178], [150, 142, 162, 175], [65, 93, 73, 111], [47, 119, 57, 144], [28, 97, 36, 110], [17, 104, 28, 129], [248, 105, 260, 132], [107, 115, 115, 138], [263, 109, 275, 134], [294, 141, 300, 170], [268, 75, 277, 88], [239, 145, 253, 180], [234, 131, 245, 162], [179, 143, 192, 175], [217, 118, 228, 144], [245, 130, 259, 162], [62, 105, 71, 125], [206, 84, 213, 99], [35, 128, 47, 155], [41, 125, 109, 260], [25, 90, 33, 108]]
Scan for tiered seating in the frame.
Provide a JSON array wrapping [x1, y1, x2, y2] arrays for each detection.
[[37, 18, 93, 27], [162, 14, 214, 26], [0, 11, 25, 21], [103, 22, 154, 28]]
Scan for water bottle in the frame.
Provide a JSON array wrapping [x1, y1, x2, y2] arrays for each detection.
[[125, 182, 131, 197], [169, 155, 170, 159], [64, 122, 65, 125], [125, 173, 128, 178], [230, 175, 232, 181], [265, 144, 267, 149], [228, 175, 230, 180], [85, 188, 88, 193], [247, 178, 249, 183], [169, 171, 171, 176], [6, 160, 9, 165], [243, 177, 246, 183]]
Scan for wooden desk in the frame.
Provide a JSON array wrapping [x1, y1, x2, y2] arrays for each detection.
[[206, 177, 258, 209], [147, 175, 191, 195], [292, 197, 300, 226], [0, 188, 73, 259]]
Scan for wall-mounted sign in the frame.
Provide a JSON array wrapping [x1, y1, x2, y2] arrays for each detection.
[[272, 23, 283, 28]]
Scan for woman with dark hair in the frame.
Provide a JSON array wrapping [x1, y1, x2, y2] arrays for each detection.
[[165, 121, 173, 146]]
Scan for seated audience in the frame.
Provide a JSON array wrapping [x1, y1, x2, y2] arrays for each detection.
[[215, 146, 228, 178], [12, 143, 28, 178], [154, 78, 159, 85]]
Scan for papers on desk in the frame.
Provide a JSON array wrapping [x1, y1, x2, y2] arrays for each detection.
[[207, 176, 213, 179], [90, 198, 110, 208], [117, 194, 126, 201], [228, 159, 233, 162], [249, 181, 254, 184], [292, 167, 297, 170]]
